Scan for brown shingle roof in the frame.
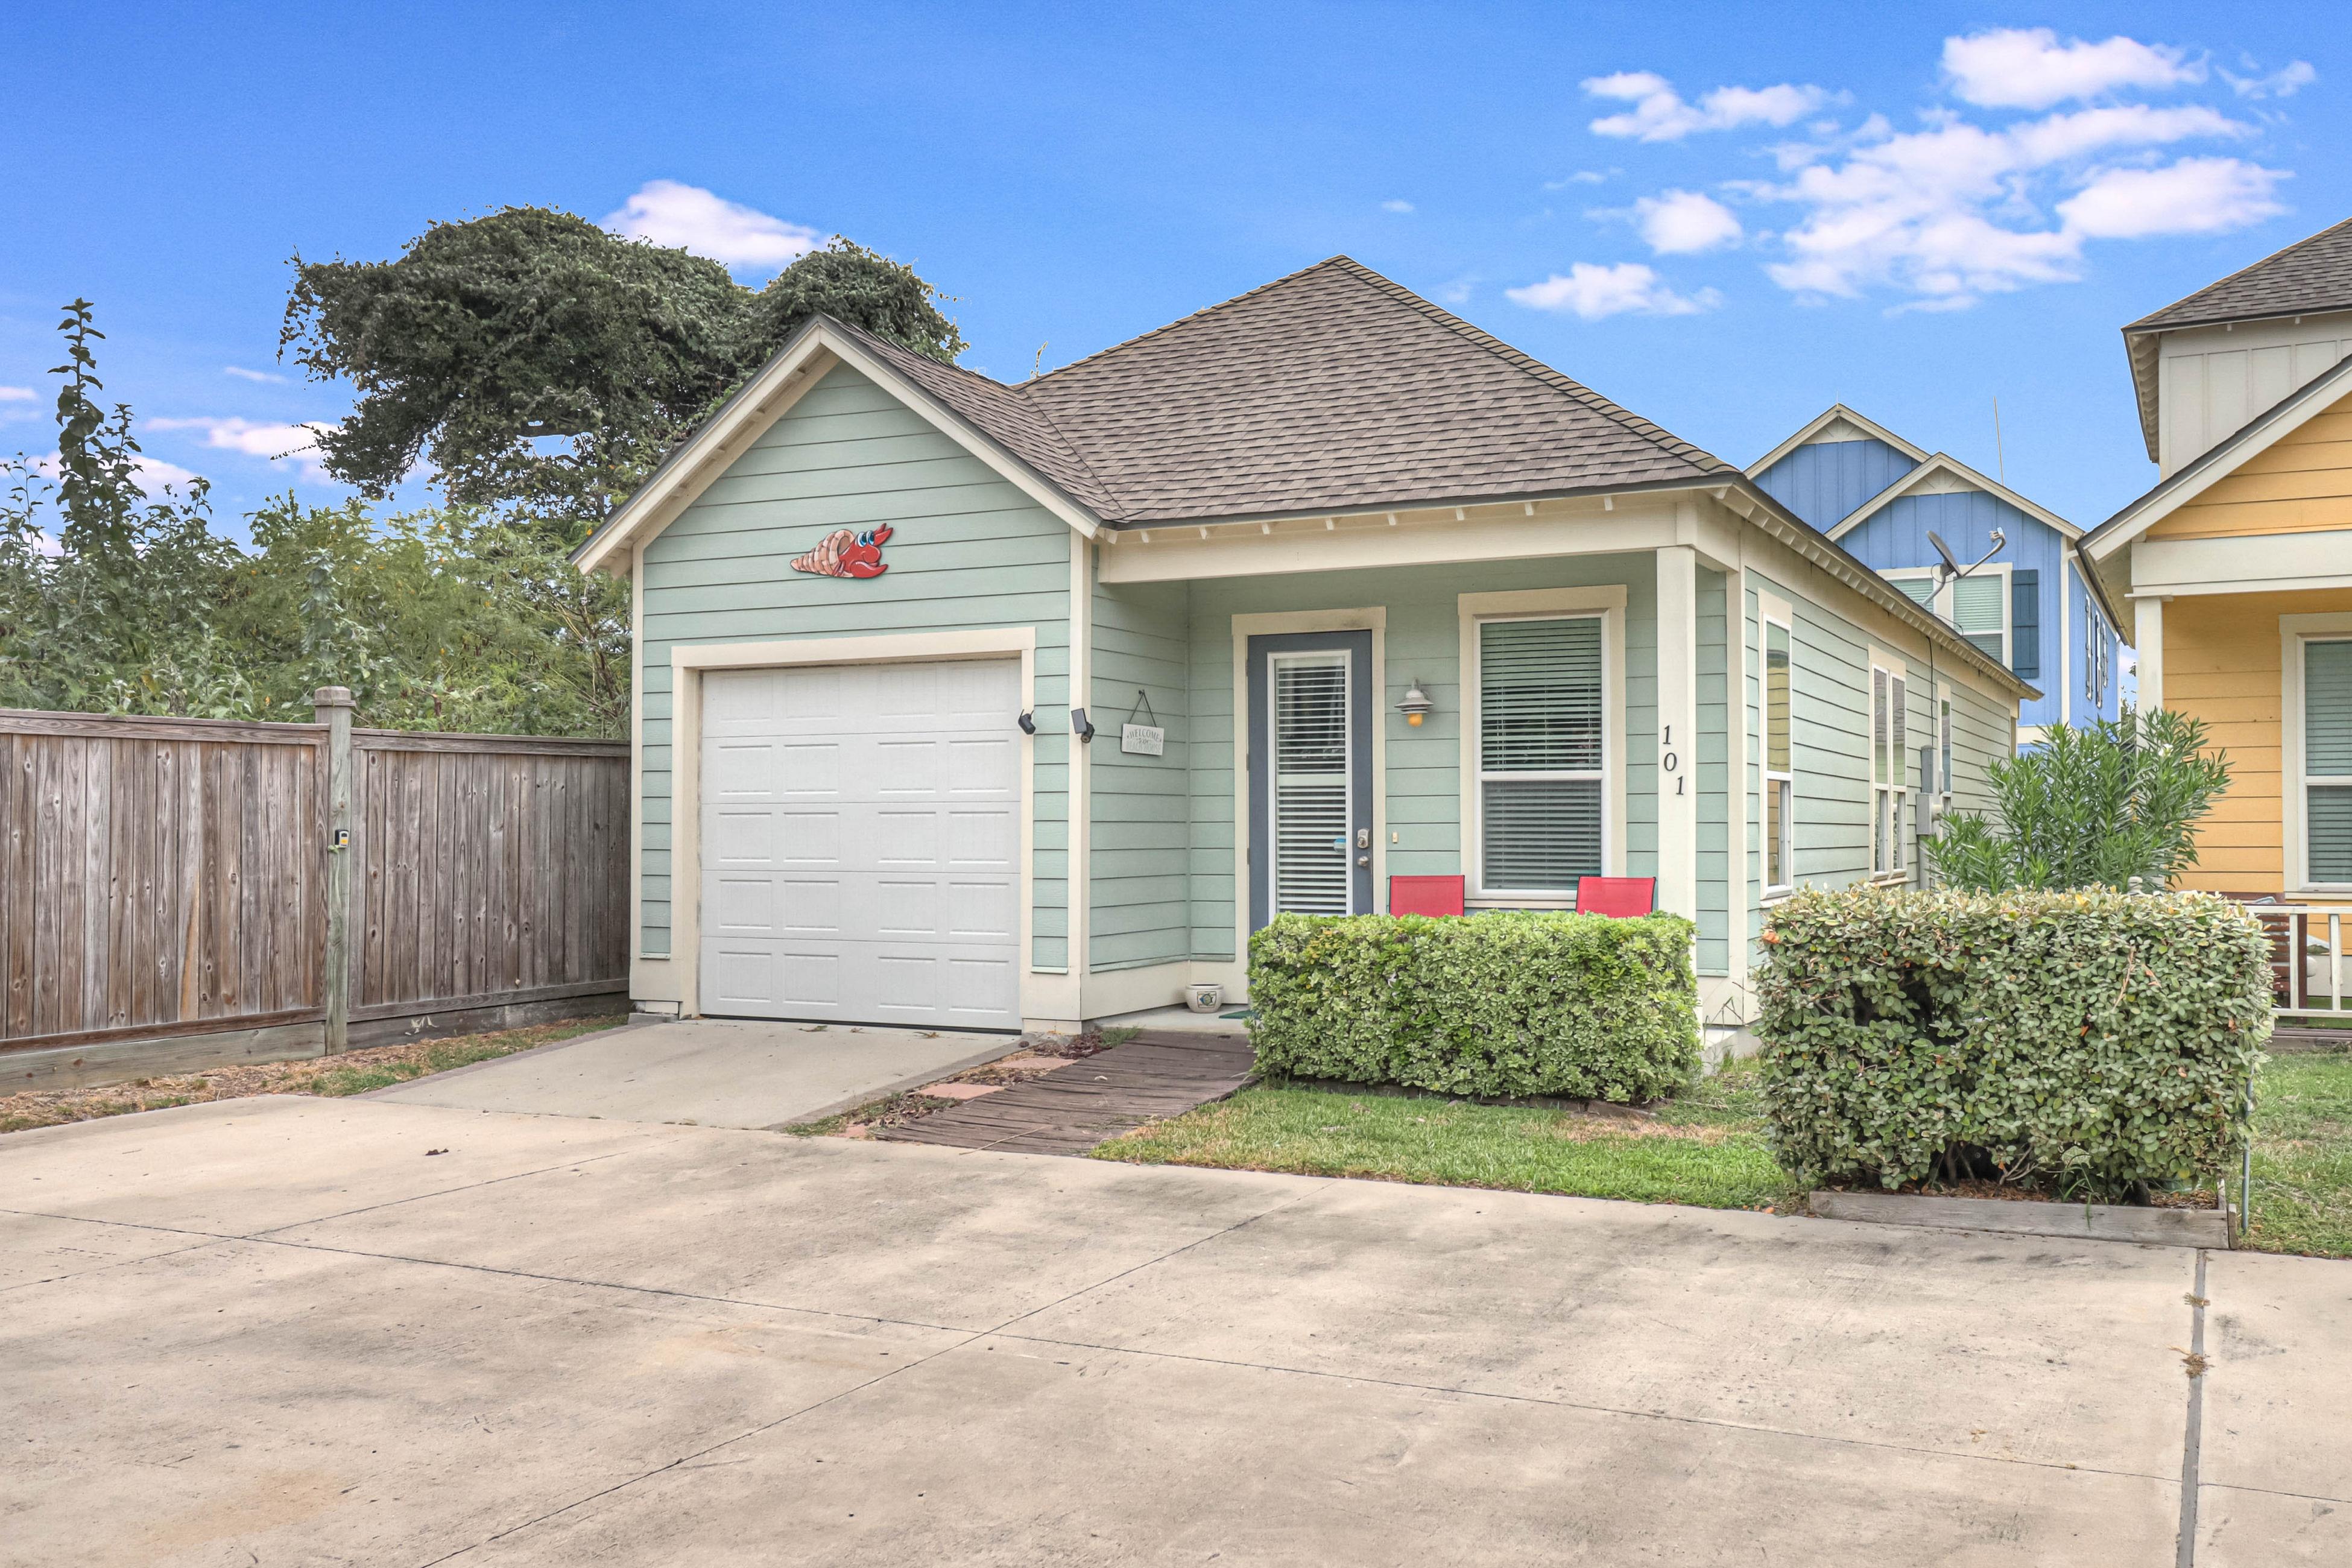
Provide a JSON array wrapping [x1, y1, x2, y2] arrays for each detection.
[[2120, 216, 2352, 460], [836, 256, 1734, 526], [2128, 216, 2352, 332]]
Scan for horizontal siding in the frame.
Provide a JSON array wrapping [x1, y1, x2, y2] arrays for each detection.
[[636, 364, 1072, 968], [1185, 554, 1657, 960], [1695, 566, 1729, 975], [1090, 578, 1191, 973], [2161, 587, 2352, 894], [2152, 399, 2352, 540]]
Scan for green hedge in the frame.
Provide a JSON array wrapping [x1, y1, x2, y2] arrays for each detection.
[[1754, 888, 2272, 1200], [1248, 911, 1700, 1102]]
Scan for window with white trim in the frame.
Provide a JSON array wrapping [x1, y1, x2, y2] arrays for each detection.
[[1764, 617, 1794, 892], [1938, 690, 1953, 805], [1475, 615, 1604, 897], [1883, 567, 2007, 665], [1949, 575, 2005, 662], [2304, 638, 2352, 884], [2084, 600, 2111, 706], [1871, 661, 1908, 879]]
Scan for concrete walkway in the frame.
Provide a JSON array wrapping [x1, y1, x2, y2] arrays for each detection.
[[365, 1016, 1019, 1128], [3, 1096, 2347, 1566]]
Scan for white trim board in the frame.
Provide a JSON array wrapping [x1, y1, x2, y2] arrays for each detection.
[[653, 627, 1066, 1024], [1228, 609, 1388, 961], [576, 324, 1102, 577], [2088, 352, 2352, 564], [1456, 586, 1630, 908], [1745, 403, 1929, 478], [2281, 613, 2352, 896], [1828, 452, 2081, 543]]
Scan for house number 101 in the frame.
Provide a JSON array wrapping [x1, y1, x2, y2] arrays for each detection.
[[1661, 724, 1684, 797]]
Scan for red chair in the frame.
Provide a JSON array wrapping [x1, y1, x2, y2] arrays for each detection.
[[1389, 875, 1466, 917], [1575, 876, 1657, 918]]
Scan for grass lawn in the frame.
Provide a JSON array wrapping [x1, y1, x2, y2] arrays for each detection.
[[0, 1016, 625, 1135], [1101, 1048, 2352, 1249], [1095, 1058, 1800, 1212], [2243, 1049, 2352, 1259]]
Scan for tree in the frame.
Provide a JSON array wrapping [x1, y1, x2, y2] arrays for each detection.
[[0, 301, 247, 714], [1, 301, 627, 735], [1926, 707, 2234, 893], [280, 208, 963, 536]]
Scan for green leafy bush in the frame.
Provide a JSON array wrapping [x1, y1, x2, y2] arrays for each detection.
[[1927, 707, 2231, 892], [1755, 887, 2271, 1200], [1248, 911, 1700, 1102]]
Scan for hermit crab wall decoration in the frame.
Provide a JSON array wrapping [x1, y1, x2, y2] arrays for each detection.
[[789, 525, 893, 580]]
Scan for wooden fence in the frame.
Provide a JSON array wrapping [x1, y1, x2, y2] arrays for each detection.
[[2, 691, 628, 1089]]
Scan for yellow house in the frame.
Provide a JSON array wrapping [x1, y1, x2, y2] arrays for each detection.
[[2083, 215, 2352, 935]]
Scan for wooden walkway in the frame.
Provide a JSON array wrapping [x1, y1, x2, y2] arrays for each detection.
[[878, 1029, 1256, 1155]]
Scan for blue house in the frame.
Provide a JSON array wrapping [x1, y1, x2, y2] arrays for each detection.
[[1748, 406, 2127, 744]]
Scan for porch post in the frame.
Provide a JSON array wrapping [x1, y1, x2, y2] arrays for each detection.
[[1655, 543, 1700, 922], [2136, 593, 2165, 710]]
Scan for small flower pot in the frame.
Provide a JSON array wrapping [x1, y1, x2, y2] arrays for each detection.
[[1184, 983, 1223, 1014]]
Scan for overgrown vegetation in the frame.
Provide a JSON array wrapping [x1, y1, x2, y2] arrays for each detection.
[[1249, 911, 1700, 1103], [1754, 887, 2272, 1202], [1927, 707, 2232, 892], [282, 208, 963, 532], [3, 209, 963, 733], [1096, 1059, 1794, 1212]]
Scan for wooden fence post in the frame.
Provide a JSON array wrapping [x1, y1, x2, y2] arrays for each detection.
[[314, 687, 356, 1052]]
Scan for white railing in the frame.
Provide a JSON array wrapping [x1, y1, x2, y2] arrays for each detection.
[[2228, 901, 2352, 1020]]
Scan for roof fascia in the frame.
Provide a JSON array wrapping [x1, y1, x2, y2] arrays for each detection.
[[2085, 351, 2352, 564], [1824, 452, 2078, 544], [1744, 403, 1929, 479], [574, 321, 1101, 577], [1718, 479, 2038, 702]]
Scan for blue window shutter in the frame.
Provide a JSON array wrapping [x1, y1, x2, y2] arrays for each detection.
[[2011, 569, 2041, 680]]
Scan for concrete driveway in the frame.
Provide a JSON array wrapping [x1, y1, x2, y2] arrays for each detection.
[[4, 1096, 2346, 1567], [364, 1017, 1018, 1128]]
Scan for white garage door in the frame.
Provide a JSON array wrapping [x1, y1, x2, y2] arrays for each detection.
[[699, 659, 1022, 1030]]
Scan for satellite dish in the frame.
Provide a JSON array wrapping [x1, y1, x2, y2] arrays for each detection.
[[1927, 531, 1962, 575]]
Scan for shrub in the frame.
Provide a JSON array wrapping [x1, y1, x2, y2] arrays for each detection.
[[1927, 706, 2231, 892], [1248, 911, 1700, 1103], [1754, 887, 2271, 1200]]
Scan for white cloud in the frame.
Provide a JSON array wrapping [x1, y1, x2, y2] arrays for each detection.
[[1544, 170, 1613, 189], [1634, 189, 1743, 254], [1760, 103, 2273, 305], [1506, 262, 1721, 319], [1942, 28, 2202, 110], [1584, 71, 1831, 142], [223, 365, 288, 384], [0, 385, 33, 401], [2056, 157, 2287, 239], [602, 179, 821, 272], [1381, 198, 1415, 213], [2222, 60, 2317, 101], [148, 416, 337, 479]]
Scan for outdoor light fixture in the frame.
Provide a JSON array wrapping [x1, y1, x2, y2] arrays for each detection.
[[1070, 707, 1096, 743], [1017, 711, 1037, 735], [1395, 681, 1434, 727]]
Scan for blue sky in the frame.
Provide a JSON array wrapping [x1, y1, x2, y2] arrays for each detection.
[[2, 2, 2343, 535]]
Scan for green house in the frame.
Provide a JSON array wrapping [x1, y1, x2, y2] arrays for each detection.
[[575, 258, 2031, 1046]]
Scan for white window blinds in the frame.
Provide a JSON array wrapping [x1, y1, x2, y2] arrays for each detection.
[[2306, 640, 2352, 883], [1478, 617, 1603, 896], [1950, 575, 2005, 661], [1271, 654, 1353, 915]]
